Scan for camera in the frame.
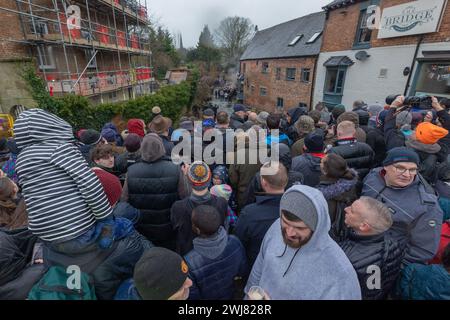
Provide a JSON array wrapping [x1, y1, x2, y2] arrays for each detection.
[[385, 94, 433, 110]]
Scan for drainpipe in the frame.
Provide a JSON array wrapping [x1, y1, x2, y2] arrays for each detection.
[[404, 35, 424, 96], [310, 55, 319, 110]]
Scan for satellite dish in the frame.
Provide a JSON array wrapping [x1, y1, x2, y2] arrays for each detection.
[[355, 51, 371, 61]]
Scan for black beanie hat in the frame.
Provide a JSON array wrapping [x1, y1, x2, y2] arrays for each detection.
[[383, 147, 420, 167], [134, 247, 189, 300], [80, 129, 101, 145], [305, 131, 325, 153]]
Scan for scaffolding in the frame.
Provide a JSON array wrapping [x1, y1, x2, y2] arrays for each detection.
[[0, 0, 154, 103]]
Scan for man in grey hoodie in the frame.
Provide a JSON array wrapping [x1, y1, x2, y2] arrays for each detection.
[[245, 185, 361, 300]]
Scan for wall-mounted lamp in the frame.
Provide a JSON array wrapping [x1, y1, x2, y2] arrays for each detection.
[[403, 67, 411, 77]]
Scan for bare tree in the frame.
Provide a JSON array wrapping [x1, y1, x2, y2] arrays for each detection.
[[215, 16, 254, 67]]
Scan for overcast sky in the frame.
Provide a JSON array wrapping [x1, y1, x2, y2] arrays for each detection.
[[146, 0, 332, 48]]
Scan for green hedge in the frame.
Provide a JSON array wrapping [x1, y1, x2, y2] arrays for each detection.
[[21, 64, 197, 131]]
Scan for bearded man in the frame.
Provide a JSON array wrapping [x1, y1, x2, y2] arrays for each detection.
[[244, 185, 361, 300]]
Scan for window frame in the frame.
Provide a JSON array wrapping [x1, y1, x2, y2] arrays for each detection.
[[277, 97, 284, 108], [262, 62, 269, 74], [85, 49, 97, 69], [286, 68, 296, 81], [306, 32, 322, 44], [37, 45, 56, 70], [259, 86, 267, 96], [324, 67, 347, 95], [288, 34, 303, 46], [276, 67, 281, 80], [353, 9, 373, 48], [301, 68, 311, 83]]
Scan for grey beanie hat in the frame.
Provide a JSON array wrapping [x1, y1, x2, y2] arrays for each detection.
[[280, 188, 318, 231], [367, 104, 383, 116], [256, 111, 269, 127], [396, 111, 412, 127]]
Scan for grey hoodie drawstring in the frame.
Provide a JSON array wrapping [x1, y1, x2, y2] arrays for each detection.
[[277, 244, 288, 258], [283, 248, 301, 277]]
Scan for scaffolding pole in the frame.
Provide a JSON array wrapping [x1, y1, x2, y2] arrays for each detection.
[[85, 0, 104, 103], [53, 0, 72, 82], [111, 1, 126, 101]]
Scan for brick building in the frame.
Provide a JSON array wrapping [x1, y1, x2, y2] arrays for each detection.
[[313, 0, 450, 109], [240, 12, 326, 112], [0, 0, 153, 111]]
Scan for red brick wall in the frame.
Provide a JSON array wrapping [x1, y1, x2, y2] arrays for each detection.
[[0, 0, 29, 60], [242, 57, 316, 112], [322, 0, 450, 52]]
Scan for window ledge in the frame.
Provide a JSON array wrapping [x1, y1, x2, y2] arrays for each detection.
[[352, 43, 371, 50], [286, 79, 296, 81]]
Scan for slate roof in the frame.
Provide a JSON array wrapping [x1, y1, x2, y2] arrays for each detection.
[[240, 11, 326, 61]]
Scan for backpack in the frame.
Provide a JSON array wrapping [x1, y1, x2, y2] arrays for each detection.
[[28, 266, 96, 300]]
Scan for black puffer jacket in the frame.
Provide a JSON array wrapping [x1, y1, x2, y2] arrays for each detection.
[[115, 151, 142, 175], [339, 232, 404, 300], [125, 158, 180, 249], [0, 228, 46, 300], [365, 127, 386, 168], [291, 153, 324, 187], [329, 139, 374, 179], [229, 114, 246, 130]]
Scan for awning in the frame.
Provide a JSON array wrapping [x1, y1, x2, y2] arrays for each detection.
[[417, 50, 450, 62], [323, 56, 355, 67]]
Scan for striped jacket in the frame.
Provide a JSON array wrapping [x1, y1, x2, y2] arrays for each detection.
[[14, 109, 112, 242]]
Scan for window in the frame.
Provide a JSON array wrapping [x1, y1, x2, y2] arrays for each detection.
[[415, 62, 450, 99], [37, 45, 56, 70], [31, 21, 48, 35], [109, 91, 118, 101], [306, 32, 322, 44], [301, 68, 311, 82], [286, 68, 296, 81], [85, 49, 97, 68], [276, 68, 281, 80], [277, 98, 284, 107], [288, 35, 303, 46], [243, 63, 246, 73], [260, 87, 267, 96], [251, 85, 255, 94], [325, 68, 346, 94], [262, 62, 269, 74], [355, 10, 372, 46]]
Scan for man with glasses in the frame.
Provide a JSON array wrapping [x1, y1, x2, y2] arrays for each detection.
[[362, 147, 443, 266]]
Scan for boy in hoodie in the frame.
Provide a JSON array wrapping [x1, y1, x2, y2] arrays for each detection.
[[245, 185, 361, 300], [184, 205, 247, 300], [171, 161, 228, 256]]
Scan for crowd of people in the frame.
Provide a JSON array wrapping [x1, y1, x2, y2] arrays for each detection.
[[0, 95, 449, 300]]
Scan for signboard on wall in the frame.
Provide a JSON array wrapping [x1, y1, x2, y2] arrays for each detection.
[[378, 0, 446, 39]]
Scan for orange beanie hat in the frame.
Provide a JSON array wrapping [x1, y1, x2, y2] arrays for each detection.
[[415, 122, 448, 145]]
